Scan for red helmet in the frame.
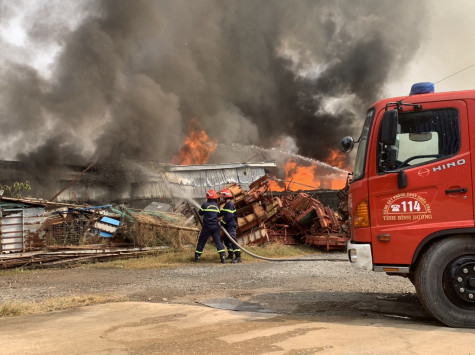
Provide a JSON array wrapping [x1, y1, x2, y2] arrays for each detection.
[[220, 188, 233, 199], [206, 189, 218, 199]]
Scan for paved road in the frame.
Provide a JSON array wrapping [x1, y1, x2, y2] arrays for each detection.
[[1, 301, 474, 354], [2, 254, 475, 353]]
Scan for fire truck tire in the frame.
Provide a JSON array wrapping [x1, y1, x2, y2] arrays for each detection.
[[414, 236, 475, 328]]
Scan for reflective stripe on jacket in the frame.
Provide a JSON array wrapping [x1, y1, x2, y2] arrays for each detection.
[[199, 201, 220, 227], [220, 201, 237, 227]]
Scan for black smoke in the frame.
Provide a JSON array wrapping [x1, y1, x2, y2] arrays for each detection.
[[0, 0, 427, 169]]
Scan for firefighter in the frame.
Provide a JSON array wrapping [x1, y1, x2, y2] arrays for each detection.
[[219, 188, 241, 263], [195, 189, 227, 263]]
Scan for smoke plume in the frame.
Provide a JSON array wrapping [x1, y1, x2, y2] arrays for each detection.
[[0, 0, 427, 169]]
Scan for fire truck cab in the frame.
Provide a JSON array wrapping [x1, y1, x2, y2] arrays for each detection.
[[341, 82, 475, 327]]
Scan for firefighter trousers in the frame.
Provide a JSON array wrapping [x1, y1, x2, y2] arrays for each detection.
[[223, 225, 239, 251], [196, 225, 225, 253]]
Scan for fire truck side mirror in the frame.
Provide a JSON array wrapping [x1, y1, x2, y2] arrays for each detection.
[[340, 136, 355, 153], [380, 110, 398, 146]]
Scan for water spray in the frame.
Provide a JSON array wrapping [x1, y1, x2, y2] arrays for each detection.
[[218, 143, 349, 174]]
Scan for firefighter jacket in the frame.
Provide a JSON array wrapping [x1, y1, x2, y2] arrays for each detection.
[[220, 200, 237, 228], [199, 200, 220, 227]]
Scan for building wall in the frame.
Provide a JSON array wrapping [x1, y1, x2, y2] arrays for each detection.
[[0, 206, 46, 253], [0, 160, 272, 205]]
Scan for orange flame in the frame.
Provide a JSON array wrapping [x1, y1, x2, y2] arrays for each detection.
[[172, 119, 217, 165], [269, 159, 321, 192], [326, 148, 349, 170], [330, 177, 346, 190], [325, 149, 349, 189], [269, 154, 348, 192]]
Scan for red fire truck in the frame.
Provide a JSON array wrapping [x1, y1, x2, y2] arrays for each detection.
[[340, 82, 475, 327]]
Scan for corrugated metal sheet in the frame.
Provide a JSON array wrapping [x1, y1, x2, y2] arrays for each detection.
[[0, 210, 23, 253], [0, 160, 275, 203], [0, 206, 45, 254], [132, 167, 267, 199], [168, 162, 276, 171], [165, 167, 265, 186], [55, 163, 272, 201], [94, 216, 121, 237]]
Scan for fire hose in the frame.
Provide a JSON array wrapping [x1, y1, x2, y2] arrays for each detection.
[[189, 199, 346, 262], [219, 225, 346, 262]]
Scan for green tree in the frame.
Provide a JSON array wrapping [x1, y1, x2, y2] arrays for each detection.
[[1, 181, 32, 198]]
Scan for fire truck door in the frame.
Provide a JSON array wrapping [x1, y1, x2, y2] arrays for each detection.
[[368, 102, 474, 265]]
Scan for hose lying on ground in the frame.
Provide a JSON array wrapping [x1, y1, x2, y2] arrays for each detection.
[[187, 198, 346, 262], [219, 225, 347, 262]]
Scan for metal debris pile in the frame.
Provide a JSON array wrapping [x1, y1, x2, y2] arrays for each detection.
[[216, 175, 350, 250], [42, 205, 116, 247], [0, 197, 198, 268]]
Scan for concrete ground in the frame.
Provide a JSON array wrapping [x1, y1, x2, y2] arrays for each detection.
[[1, 301, 474, 354]]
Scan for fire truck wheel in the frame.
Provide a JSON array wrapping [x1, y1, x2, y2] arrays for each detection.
[[414, 236, 475, 328]]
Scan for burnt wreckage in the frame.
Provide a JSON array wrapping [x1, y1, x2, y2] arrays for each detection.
[[210, 175, 350, 250]]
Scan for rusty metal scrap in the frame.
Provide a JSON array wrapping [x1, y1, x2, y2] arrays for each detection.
[[244, 175, 270, 204], [220, 175, 349, 250], [279, 192, 340, 234], [266, 224, 297, 245], [305, 234, 349, 251]]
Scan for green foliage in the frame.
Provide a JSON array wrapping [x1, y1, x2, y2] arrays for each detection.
[[1, 180, 32, 198]]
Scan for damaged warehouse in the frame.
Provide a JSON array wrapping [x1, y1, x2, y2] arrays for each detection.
[[0, 160, 348, 268], [0, 160, 277, 205]]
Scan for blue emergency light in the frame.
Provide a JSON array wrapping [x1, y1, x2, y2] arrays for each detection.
[[409, 82, 435, 95]]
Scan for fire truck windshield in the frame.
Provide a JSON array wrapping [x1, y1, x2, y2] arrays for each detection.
[[353, 108, 375, 181]]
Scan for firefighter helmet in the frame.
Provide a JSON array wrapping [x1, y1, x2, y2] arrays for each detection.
[[206, 189, 218, 199], [220, 188, 233, 199]]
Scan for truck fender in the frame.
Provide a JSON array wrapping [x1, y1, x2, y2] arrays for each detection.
[[411, 228, 475, 267]]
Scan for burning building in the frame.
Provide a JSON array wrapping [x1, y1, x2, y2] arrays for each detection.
[[0, 1, 426, 188], [0, 159, 277, 206], [0, 1, 434, 264]]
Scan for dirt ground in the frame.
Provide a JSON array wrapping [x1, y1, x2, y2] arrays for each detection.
[[1, 252, 421, 321], [1, 252, 475, 354]]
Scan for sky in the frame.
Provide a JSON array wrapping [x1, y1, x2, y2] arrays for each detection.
[[384, 0, 475, 95], [0, 0, 474, 170]]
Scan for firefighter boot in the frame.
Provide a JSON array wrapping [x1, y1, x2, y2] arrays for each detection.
[[232, 250, 242, 263], [219, 251, 227, 264], [227, 250, 234, 260], [194, 252, 201, 263]]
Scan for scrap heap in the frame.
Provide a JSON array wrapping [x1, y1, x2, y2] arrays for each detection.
[[217, 175, 349, 250], [0, 198, 199, 269]]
